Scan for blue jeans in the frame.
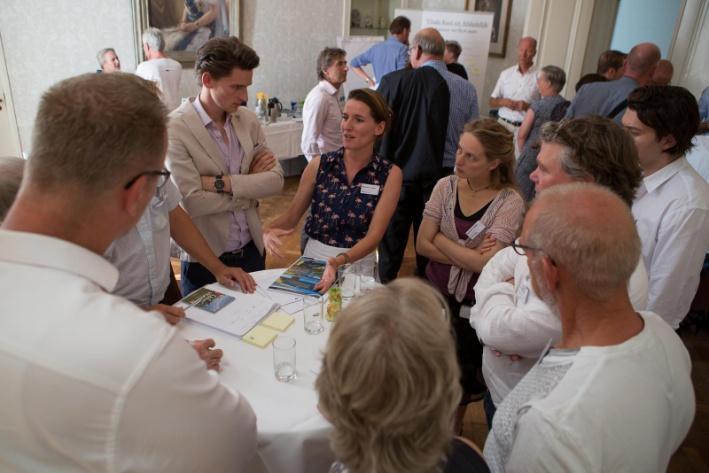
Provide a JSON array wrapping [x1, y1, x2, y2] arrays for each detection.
[[180, 241, 265, 296]]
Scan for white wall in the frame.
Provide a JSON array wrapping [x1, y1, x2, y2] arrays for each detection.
[[241, 0, 344, 107], [0, 0, 526, 151], [0, 0, 137, 151], [610, 0, 683, 57]]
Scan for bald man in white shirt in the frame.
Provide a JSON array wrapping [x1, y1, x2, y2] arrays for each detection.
[[0, 73, 256, 473]]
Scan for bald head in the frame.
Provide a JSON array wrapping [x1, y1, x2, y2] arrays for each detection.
[[525, 183, 641, 301], [651, 59, 674, 86], [625, 42, 661, 84], [517, 37, 537, 70], [414, 28, 445, 55]]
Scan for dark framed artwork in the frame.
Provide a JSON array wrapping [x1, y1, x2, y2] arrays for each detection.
[[133, 0, 239, 65], [468, 0, 512, 58]]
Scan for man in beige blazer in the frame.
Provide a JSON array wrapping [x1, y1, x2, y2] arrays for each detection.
[[167, 37, 284, 295]]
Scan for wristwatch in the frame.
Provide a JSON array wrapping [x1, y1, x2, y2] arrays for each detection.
[[214, 174, 225, 193]]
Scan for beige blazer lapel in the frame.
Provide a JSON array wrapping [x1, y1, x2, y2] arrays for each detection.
[[181, 101, 229, 175], [231, 110, 255, 175]]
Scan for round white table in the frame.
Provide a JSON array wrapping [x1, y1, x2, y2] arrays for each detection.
[[178, 269, 334, 473]]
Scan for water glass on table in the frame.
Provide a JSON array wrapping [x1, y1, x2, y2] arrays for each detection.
[[340, 264, 359, 305], [356, 259, 377, 293], [303, 295, 324, 334], [273, 335, 297, 382]]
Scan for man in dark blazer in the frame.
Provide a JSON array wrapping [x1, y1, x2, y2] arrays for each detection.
[[376, 28, 450, 282]]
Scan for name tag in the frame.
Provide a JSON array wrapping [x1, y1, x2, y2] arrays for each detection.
[[359, 183, 380, 196], [465, 221, 486, 240]]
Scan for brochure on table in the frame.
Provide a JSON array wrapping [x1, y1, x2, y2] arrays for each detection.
[[269, 256, 327, 297]]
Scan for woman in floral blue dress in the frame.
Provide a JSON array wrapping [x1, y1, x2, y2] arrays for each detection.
[[264, 88, 402, 290]]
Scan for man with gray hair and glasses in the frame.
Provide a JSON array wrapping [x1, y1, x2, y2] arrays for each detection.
[[136, 27, 183, 111], [410, 28, 479, 176], [471, 117, 649, 428], [483, 183, 694, 472], [0, 72, 257, 472]]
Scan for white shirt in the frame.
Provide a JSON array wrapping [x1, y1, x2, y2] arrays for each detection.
[[0, 229, 257, 472], [686, 134, 709, 182], [301, 80, 343, 160], [484, 312, 694, 473], [490, 65, 540, 123], [471, 246, 648, 405], [135, 57, 183, 112], [104, 180, 181, 306], [632, 157, 709, 329]]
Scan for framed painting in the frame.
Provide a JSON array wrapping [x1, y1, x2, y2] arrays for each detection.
[[132, 0, 240, 65], [467, 0, 512, 58]]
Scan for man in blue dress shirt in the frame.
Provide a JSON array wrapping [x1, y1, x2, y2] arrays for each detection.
[[350, 16, 411, 89]]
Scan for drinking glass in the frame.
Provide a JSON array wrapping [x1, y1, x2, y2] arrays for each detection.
[[273, 336, 297, 382], [340, 263, 359, 305], [303, 295, 324, 334]]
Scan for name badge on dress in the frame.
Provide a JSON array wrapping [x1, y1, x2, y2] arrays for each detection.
[[359, 183, 380, 196], [465, 221, 487, 240]]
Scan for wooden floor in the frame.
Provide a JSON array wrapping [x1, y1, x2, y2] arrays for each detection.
[[258, 176, 708, 470]]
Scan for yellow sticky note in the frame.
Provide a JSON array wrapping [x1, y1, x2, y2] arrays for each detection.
[[261, 311, 295, 332], [242, 325, 279, 348]]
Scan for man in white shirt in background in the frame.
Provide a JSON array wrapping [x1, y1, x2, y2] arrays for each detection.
[[623, 85, 709, 329], [136, 27, 183, 111], [301, 47, 347, 160], [489, 37, 539, 138], [471, 116, 648, 427], [484, 183, 694, 473], [0, 72, 257, 472], [97, 47, 121, 73]]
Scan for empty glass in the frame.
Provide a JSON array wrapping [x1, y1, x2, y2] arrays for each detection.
[[356, 259, 377, 293], [340, 264, 359, 305], [273, 336, 297, 382], [303, 295, 324, 334]]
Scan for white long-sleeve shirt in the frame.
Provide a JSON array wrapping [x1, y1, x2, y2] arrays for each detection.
[[0, 230, 257, 473], [632, 157, 709, 329], [300, 80, 343, 160], [471, 246, 648, 405]]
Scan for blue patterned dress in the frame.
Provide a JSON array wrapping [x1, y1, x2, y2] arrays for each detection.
[[304, 148, 393, 249]]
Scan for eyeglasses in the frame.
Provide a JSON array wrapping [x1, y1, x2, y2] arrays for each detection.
[[124, 168, 171, 206], [511, 238, 544, 257]]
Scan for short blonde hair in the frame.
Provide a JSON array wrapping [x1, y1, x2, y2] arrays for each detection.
[[316, 278, 461, 473]]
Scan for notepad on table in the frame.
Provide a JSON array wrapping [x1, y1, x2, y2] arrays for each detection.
[[261, 310, 295, 331], [242, 325, 279, 348]]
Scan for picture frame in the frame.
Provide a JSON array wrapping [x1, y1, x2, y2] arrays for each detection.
[[467, 0, 512, 58], [132, 0, 240, 66]]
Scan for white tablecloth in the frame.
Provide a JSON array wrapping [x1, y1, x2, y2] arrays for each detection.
[[178, 268, 334, 473], [263, 119, 303, 162]]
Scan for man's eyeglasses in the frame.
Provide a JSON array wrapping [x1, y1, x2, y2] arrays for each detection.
[[511, 238, 544, 257], [124, 169, 171, 206]]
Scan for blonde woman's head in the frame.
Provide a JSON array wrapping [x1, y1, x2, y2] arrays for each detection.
[[316, 278, 460, 473]]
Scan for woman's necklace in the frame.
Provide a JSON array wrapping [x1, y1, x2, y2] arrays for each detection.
[[466, 178, 490, 193]]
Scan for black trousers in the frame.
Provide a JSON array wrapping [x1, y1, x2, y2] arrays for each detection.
[[447, 295, 486, 405], [378, 181, 434, 283], [180, 241, 265, 296]]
